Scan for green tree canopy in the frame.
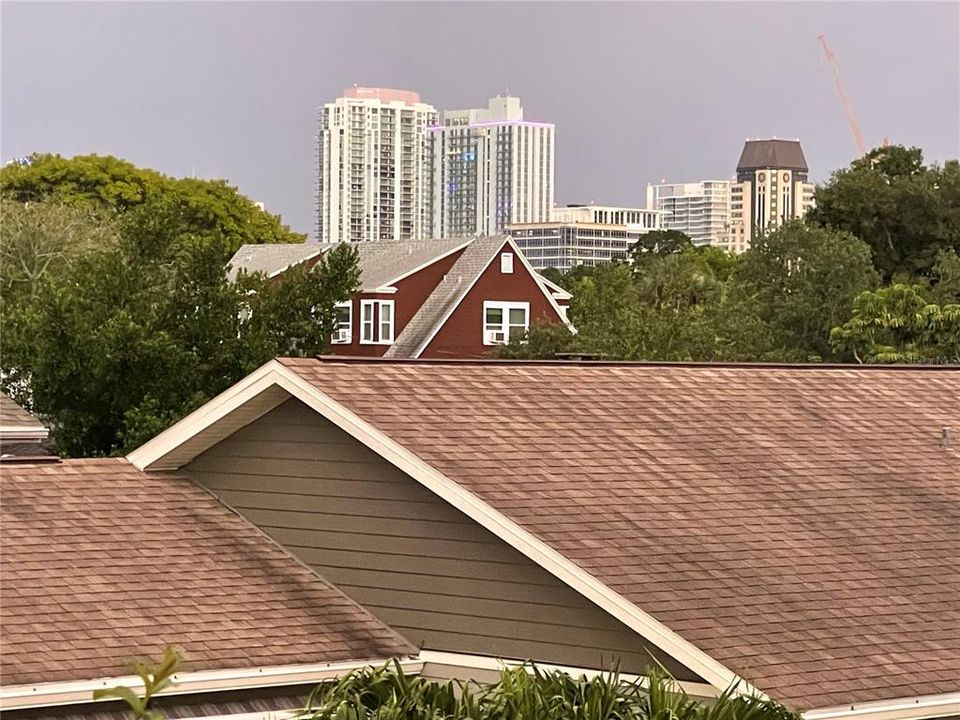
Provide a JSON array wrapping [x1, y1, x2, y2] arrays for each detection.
[[0, 153, 304, 257], [831, 271, 960, 365], [0, 198, 120, 308], [808, 145, 960, 281], [1, 196, 358, 456], [728, 222, 879, 361]]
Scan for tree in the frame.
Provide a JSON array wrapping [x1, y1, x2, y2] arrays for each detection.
[[830, 284, 960, 364], [0, 198, 120, 308], [1, 197, 359, 456], [729, 222, 879, 360], [0, 154, 304, 257], [629, 229, 695, 259], [808, 145, 960, 281]]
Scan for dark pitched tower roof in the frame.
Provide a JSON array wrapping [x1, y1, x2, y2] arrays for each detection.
[[736, 139, 808, 173]]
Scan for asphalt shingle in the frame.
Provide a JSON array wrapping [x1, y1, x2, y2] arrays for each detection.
[[0, 457, 415, 686], [278, 358, 960, 710]]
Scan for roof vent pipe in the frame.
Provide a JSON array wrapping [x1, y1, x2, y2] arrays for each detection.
[[942, 427, 952, 447]]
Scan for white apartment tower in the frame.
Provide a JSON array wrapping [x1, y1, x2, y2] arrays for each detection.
[[645, 181, 731, 247], [430, 96, 555, 238], [316, 88, 437, 243], [724, 139, 815, 253]]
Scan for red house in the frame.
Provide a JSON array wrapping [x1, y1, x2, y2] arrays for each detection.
[[228, 236, 571, 359]]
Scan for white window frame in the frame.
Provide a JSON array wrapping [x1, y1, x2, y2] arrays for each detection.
[[360, 299, 395, 345], [483, 301, 529, 345], [500, 252, 515, 274], [331, 301, 352, 344]]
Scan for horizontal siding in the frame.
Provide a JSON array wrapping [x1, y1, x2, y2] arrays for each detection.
[[187, 399, 701, 682]]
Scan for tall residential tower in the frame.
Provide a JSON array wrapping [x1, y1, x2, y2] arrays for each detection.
[[430, 96, 555, 238], [316, 88, 436, 243], [645, 181, 731, 246]]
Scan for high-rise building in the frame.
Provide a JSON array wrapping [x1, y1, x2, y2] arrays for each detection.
[[645, 181, 731, 246], [724, 139, 815, 253], [430, 96, 554, 238], [508, 204, 662, 270], [316, 88, 437, 243]]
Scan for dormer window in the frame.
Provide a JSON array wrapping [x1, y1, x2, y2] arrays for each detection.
[[360, 299, 394, 345], [332, 302, 352, 344], [483, 301, 529, 345]]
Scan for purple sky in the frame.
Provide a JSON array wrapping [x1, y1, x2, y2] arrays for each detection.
[[2, 2, 958, 239]]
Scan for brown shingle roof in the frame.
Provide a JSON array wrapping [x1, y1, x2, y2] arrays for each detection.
[[0, 391, 48, 436], [277, 359, 960, 710], [0, 458, 415, 686]]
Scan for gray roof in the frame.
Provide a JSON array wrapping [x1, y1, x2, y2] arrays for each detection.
[[226, 243, 322, 282], [226, 238, 471, 290], [353, 237, 472, 289], [385, 236, 509, 359], [736, 139, 808, 172], [0, 392, 46, 435], [1, 391, 49, 455]]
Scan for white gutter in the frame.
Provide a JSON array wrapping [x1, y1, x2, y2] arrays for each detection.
[[804, 691, 960, 720], [0, 657, 423, 711]]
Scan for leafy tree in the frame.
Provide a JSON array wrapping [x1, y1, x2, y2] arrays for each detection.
[[0, 154, 304, 257], [729, 222, 879, 360], [629, 229, 695, 259], [538, 263, 600, 291], [0, 198, 119, 308], [1, 196, 359, 456], [808, 145, 960, 281], [830, 284, 960, 364]]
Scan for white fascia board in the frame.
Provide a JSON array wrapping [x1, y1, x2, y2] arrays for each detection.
[[127, 360, 288, 471], [126, 361, 755, 696], [804, 692, 960, 720], [417, 650, 720, 699], [265, 250, 324, 279], [1, 657, 423, 711], [265, 365, 757, 697], [0, 427, 49, 440], [360, 286, 399, 295]]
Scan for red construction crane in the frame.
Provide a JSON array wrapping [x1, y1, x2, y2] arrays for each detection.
[[818, 34, 867, 157]]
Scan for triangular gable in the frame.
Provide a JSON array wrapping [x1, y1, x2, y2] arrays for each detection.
[[387, 236, 573, 359], [128, 359, 758, 698]]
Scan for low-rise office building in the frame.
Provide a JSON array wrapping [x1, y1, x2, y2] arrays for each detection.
[[508, 204, 662, 270]]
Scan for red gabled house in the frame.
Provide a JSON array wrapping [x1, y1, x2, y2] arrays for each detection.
[[228, 236, 571, 359]]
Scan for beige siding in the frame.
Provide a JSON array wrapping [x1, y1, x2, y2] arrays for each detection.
[[186, 399, 701, 682]]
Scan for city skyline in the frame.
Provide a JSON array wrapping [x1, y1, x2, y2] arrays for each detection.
[[2, 2, 957, 238]]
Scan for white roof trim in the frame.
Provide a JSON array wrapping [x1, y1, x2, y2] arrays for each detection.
[[418, 650, 719, 699], [0, 426, 49, 440], [804, 691, 960, 720], [1, 657, 423, 711], [369, 238, 474, 289], [127, 361, 758, 697], [535, 273, 573, 301], [266, 249, 324, 279], [411, 237, 573, 358]]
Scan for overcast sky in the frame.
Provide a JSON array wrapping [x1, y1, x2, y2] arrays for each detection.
[[2, 2, 958, 238]]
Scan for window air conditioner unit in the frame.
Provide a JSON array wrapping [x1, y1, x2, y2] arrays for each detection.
[[486, 330, 507, 345], [333, 328, 351, 343]]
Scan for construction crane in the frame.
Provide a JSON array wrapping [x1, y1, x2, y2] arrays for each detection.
[[818, 34, 867, 157]]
